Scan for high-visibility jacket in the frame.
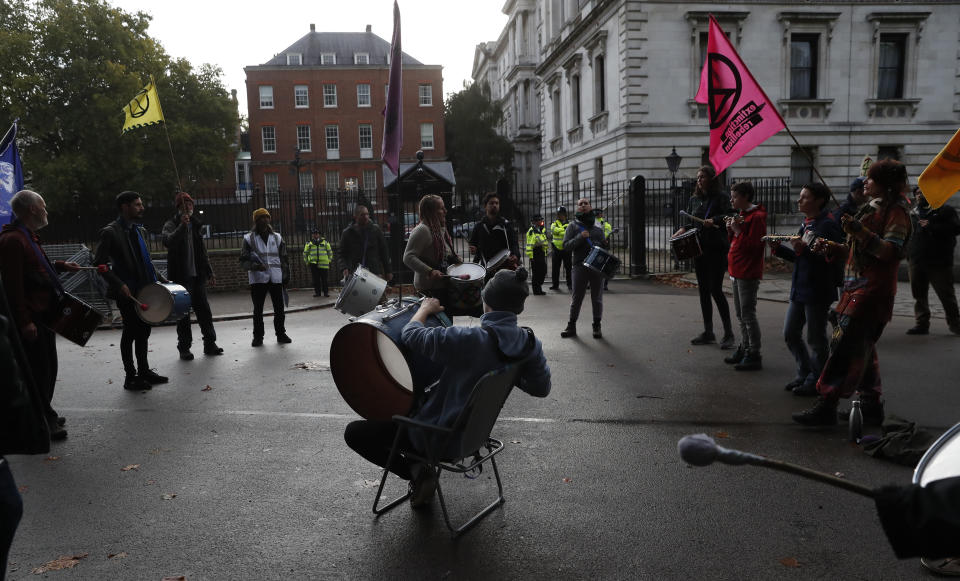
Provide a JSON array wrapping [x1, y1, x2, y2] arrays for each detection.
[[549, 219, 568, 250], [597, 217, 613, 240], [525, 227, 548, 258], [303, 238, 333, 268]]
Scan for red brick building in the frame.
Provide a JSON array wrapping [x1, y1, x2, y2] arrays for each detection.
[[243, 24, 449, 223]]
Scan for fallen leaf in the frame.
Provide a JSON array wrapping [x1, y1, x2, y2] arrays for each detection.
[[45, 456, 60, 462], [201, 385, 212, 392], [107, 378, 113, 384], [606, 364, 615, 367], [779, 557, 800, 568], [510, 440, 521, 444], [715, 432, 730, 439], [161, 493, 177, 500], [145, 479, 156, 486], [107, 552, 127, 559], [121, 464, 140, 472], [161, 577, 187, 581], [32, 553, 88, 573], [834, 472, 846, 479], [562, 478, 572, 483], [17, 485, 27, 493]]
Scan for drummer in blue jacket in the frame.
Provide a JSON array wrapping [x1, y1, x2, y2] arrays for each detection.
[[343, 267, 551, 507]]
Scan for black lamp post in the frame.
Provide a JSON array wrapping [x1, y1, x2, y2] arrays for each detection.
[[290, 146, 306, 231], [665, 147, 682, 191]]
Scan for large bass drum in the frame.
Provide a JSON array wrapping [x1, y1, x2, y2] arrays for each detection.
[[329, 298, 450, 420]]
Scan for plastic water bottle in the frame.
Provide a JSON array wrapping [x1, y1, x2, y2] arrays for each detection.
[[848, 400, 863, 443]]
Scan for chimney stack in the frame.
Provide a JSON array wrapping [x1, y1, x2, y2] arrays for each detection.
[[310, 23, 315, 32], [366, 24, 372, 33]]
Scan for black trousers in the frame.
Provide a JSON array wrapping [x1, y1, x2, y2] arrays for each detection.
[[118, 298, 152, 376], [309, 265, 329, 295], [344, 420, 415, 480], [693, 251, 732, 335], [551, 248, 572, 288], [250, 282, 285, 339], [24, 324, 58, 425], [176, 276, 216, 350], [0, 459, 22, 580], [531, 249, 547, 291]]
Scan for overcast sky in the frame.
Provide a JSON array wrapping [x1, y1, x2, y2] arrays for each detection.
[[107, 0, 509, 115]]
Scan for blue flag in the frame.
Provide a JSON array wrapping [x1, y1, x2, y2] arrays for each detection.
[[0, 122, 25, 225]]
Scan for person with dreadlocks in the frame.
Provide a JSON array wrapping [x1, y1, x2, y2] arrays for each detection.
[[403, 194, 462, 312]]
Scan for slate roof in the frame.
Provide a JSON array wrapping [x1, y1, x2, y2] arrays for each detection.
[[261, 30, 424, 67]]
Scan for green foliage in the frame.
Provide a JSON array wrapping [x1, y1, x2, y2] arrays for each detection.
[[444, 82, 514, 193], [0, 0, 237, 211]]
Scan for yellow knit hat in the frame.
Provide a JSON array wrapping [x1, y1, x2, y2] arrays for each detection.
[[252, 208, 270, 221]]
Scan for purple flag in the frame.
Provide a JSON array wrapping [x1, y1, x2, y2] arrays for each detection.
[[381, 1, 402, 176]]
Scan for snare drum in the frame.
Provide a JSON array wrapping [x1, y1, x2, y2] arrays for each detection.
[[330, 298, 450, 420], [44, 292, 104, 346], [335, 266, 388, 317], [445, 262, 485, 315], [583, 246, 621, 280], [670, 229, 703, 261], [136, 282, 191, 325], [484, 249, 512, 276]]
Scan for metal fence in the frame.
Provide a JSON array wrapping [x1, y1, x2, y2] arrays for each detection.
[[38, 176, 793, 285]]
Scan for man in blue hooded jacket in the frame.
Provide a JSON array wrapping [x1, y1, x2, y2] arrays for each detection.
[[344, 267, 551, 507]]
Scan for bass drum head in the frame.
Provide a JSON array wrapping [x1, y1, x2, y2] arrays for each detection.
[[447, 262, 485, 280], [137, 283, 173, 324], [913, 421, 960, 486]]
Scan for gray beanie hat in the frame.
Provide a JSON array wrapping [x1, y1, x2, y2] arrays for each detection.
[[481, 268, 530, 314]]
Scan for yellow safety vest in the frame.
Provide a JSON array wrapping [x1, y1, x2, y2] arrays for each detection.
[[525, 227, 548, 258], [549, 220, 568, 250], [597, 217, 613, 239], [303, 239, 333, 268]]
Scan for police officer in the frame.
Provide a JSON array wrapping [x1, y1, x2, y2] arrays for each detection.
[[303, 229, 333, 297], [526, 215, 548, 295], [596, 208, 614, 290], [548, 206, 572, 291]]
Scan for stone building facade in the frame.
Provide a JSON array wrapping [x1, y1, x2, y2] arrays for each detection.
[[477, 1, 960, 195]]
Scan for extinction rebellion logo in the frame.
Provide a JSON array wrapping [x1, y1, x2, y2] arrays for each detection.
[[707, 52, 769, 153]]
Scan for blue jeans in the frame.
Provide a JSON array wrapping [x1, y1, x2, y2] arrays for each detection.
[[732, 278, 761, 355], [0, 458, 23, 580], [783, 300, 830, 387]]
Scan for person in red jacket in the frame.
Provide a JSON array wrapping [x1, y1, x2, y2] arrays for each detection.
[[723, 181, 767, 371]]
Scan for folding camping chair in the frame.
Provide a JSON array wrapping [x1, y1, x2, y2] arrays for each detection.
[[372, 362, 523, 537]]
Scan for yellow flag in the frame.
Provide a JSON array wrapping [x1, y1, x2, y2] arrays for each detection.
[[121, 77, 165, 135], [918, 128, 960, 209]]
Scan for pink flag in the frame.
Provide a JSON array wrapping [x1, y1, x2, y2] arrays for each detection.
[[381, 1, 403, 177], [695, 15, 785, 174]]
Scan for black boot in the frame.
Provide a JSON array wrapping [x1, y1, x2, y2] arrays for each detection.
[[561, 322, 577, 338], [691, 331, 716, 345], [792, 397, 838, 426], [592, 322, 602, 339], [723, 345, 745, 364]]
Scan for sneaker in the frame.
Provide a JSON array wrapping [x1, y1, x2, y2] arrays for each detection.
[[837, 398, 885, 426], [792, 397, 838, 426], [906, 326, 929, 335], [57, 416, 66, 427], [691, 332, 716, 345], [277, 334, 293, 344], [179, 349, 194, 361], [409, 467, 438, 509], [139, 369, 168, 385], [734, 353, 762, 371], [48, 422, 68, 441], [719, 333, 736, 350], [792, 383, 818, 397], [592, 323, 602, 339], [203, 343, 224, 356], [123, 375, 152, 391], [723, 346, 745, 365], [252, 337, 263, 347], [549, 285, 559, 290], [560, 323, 577, 338], [784, 378, 804, 391]]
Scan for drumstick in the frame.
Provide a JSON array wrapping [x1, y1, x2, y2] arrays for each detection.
[[74, 265, 110, 273], [678, 210, 720, 229]]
